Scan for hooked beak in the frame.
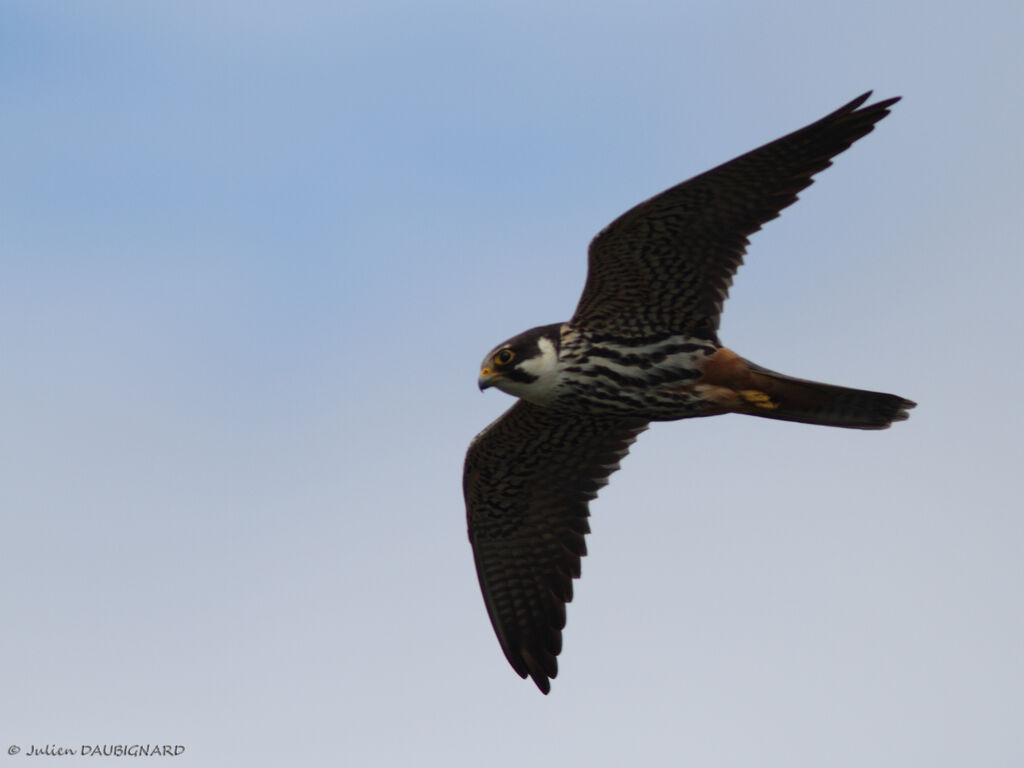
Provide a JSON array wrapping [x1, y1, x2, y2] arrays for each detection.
[[478, 367, 499, 391]]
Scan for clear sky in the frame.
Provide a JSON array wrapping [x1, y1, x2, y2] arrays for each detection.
[[2, 1, 1022, 766]]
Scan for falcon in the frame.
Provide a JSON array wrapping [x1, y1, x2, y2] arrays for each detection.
[[464, 92, 915, 694]]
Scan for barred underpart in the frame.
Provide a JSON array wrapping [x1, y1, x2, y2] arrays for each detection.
[[556, 325, 719, 418]]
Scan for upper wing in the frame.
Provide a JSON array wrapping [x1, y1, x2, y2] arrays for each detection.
[[464, 399, 648, 694], [572, 92, 900, 338]]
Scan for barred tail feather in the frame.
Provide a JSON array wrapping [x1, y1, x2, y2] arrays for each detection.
[[740, 361, 915, 430]]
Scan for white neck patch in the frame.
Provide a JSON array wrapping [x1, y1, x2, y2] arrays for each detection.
[[496, 335, 561, 406], [519, 336, 558, 378]]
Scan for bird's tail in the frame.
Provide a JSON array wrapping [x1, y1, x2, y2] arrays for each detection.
[[735, 359, 915, 430]]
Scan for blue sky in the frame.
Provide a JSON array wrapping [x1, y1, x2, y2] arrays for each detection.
[[2, 1, 1022, 765]]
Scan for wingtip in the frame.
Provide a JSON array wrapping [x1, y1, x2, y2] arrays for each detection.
[[837, 90, 901, 117], [873, 94, 902, 111], [521, 647, 556, 694], [849, 90, 874, 109]]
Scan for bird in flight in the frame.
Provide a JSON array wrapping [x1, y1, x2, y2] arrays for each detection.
[[463, 92, 914, 694]]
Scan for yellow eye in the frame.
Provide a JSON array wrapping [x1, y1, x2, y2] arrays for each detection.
[[494, 349, 514, 366]]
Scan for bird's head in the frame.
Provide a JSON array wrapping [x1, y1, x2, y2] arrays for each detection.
[[478, 323, 564, 405]]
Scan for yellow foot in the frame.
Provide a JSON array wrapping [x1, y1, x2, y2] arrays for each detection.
[[738, 389, 779, 410]]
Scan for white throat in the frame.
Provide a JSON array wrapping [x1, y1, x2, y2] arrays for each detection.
[[499, 336, 561, 406]]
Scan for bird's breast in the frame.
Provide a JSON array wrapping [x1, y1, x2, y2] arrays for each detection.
[[554, 332, 721, 418]]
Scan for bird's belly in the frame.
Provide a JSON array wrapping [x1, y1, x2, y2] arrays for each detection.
[[556, 381, 725, 420], [554, 336, 723, 419]]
